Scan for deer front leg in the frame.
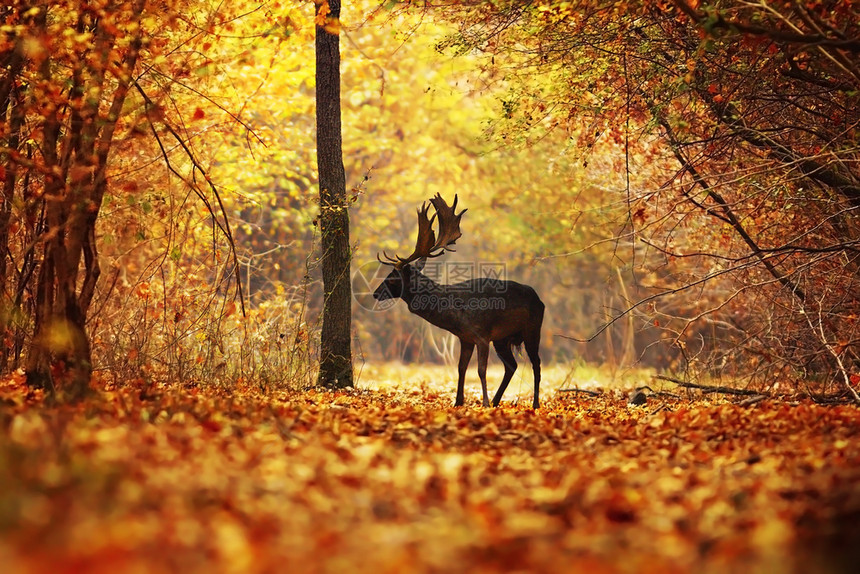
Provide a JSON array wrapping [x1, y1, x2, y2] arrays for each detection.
[[456, 340, 474, 407], [477, 342, 490, 407]]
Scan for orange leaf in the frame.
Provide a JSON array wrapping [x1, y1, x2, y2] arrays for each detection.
[[135, 282, 151, 299], [315, 1, 330, 27]]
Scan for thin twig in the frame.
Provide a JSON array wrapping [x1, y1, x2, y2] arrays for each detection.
[[133, 80, 246, 317]]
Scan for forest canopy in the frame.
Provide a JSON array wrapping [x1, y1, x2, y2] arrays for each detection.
[[415, 0, 860, 393]]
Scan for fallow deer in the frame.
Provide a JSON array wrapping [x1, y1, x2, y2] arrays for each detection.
[[373, 194, 545, 408]]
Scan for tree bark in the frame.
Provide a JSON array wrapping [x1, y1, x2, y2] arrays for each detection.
[[315, 0, 353, 388], [24, 1, 146, 399], [0, 47, 24, 371]]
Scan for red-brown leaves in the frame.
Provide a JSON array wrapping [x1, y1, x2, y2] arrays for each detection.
[[0, 378, 858, 573]]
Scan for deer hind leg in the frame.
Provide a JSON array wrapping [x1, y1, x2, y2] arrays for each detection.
[[524, 333, 541, 409], [476, 342, 491, 407], [492, 339, 517, 407], [456, 340, 474, 407]]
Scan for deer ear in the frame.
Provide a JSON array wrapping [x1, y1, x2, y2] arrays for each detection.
[[414, 258, 427, 271]]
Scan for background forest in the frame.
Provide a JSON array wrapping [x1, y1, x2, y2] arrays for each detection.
[[1, 0, 859, 394]]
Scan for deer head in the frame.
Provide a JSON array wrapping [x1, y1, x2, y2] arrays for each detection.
[[373, 193, 466, 302]]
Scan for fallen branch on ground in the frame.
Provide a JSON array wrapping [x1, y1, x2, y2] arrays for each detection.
[[558, 388, 602, 396], [653, 375, 763, 397], [737, 394, 768, 407]]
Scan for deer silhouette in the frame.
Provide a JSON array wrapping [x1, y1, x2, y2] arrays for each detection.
[[373, 194, 544, 408]]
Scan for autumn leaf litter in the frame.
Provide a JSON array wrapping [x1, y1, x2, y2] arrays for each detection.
[[0, 372, 859, 574]]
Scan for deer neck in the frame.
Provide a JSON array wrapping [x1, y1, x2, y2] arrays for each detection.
[[400, 271, 448, 318]]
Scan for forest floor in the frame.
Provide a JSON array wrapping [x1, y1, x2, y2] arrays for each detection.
[[1, 364, 859, 574]]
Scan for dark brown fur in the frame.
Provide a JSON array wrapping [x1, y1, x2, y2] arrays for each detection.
[[374, 265, 544, 408]]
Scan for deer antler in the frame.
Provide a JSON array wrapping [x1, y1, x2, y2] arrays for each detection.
[[429, 193, 465, 254], [378, 194, 467, 268]]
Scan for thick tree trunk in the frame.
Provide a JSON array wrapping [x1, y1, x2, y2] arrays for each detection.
[[23, 1, 145, 398], [315, 0, 353, 388], [26, 235, 91, 399]]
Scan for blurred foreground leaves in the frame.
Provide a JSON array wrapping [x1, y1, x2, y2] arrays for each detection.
[[0, 373, 858, 574]]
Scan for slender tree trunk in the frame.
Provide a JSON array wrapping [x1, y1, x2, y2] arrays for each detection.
[[0, 51, 23, 372], [315, 0, 353, 388]]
